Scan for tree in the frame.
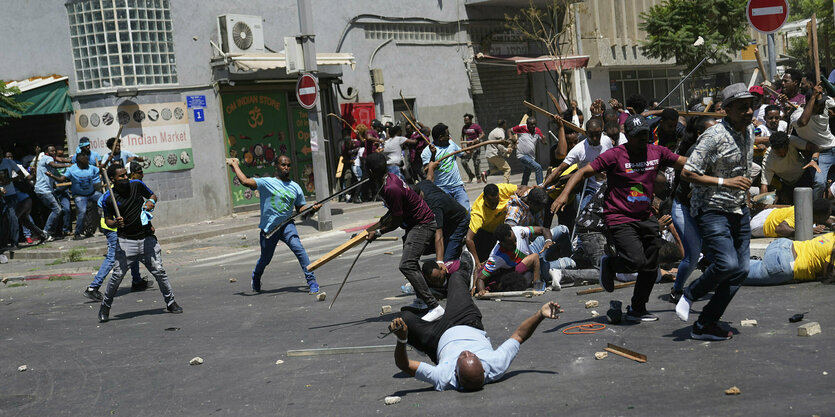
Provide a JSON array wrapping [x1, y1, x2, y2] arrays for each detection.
[[0, 81, 30, 126], [504, 0, 576, 96], [788, 0, 835, 75], [639, 0, 751, 71]]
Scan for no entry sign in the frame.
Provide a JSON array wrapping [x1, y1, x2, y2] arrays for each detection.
[[747, 0, 789, 34], [296, 73, 318, 109]]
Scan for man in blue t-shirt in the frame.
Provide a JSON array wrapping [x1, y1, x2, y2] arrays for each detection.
[[33, 145, 72, 237], [227, 155, 322, 294], [71, 137, 102, 167], [58, 151, 103, 240], [103, 137, 146, 169], [421, 123, 469, 209]]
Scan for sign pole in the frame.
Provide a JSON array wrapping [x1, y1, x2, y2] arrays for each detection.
[[297, 0, 332, 231], [767, 33, 777, 82]]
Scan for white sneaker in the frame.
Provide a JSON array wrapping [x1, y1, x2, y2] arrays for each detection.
[[549, 269, 562, 291], [421, 305, 445, 322], [676, 295, 692, 322]]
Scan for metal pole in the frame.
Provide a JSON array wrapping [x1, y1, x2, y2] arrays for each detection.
[[794, 187, 813, 241], [767, 33, 778, 83], [298, 0, 332, 231], [658, 57, 707, 107]]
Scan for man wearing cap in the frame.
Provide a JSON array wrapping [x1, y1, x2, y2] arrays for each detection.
[[553, 114, 686, 322], [72, 137, 103, 167], [677, 83, 756, 341], [421, 123, 470, 209], [791, 83, 835, 198]]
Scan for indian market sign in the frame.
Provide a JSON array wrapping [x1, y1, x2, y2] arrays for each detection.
[[75, 101, 194, 173]]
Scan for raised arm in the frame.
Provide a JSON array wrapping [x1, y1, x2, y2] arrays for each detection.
[[510, 301, 561, 344], [551, 164, 597, 213], [227, 158, 256, 189], [390, 318, 420, 376]]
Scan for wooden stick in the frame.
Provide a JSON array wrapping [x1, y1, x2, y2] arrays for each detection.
[[810, 13, 821, 85], [523, 101, 586, 135], [548, 91, 563, 115], [754, 46, 769, 83], [101, 170, 121, 218], [55, 181, 72, 187], [475, 290, 544, 299], [308, 222, 381, 271], [327, 113, 358, 134], [400, 111, 430, 144], [679, 111, 725, 118], [399, 90, 417, 122], [435, 140, 508, 163], [329, 240, 369, 309], [575, 280, 636, 295], [762, 84, 799, 110], [604, 343, 647, 363], [286, 345, 410, 357]]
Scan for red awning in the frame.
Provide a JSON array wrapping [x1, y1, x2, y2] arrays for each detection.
[[476, 54, 589, 74]]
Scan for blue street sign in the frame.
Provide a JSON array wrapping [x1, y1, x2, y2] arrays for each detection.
[[193, 109, 205, 122], [187, 95, 207, 108]]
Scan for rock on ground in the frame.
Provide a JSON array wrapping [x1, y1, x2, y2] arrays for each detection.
[[189, 357, 204, 365]]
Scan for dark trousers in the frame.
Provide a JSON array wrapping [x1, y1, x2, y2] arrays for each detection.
[[685, 208, 750, 325], [773, 168, 815, 204], [401, 221, 441, 309], [606, 217, 662, 312], [402, 270, 484, 364], [472, 229, 497, 263]]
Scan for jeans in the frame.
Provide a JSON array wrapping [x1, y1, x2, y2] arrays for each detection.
[[56, 189, 72, 234], [401, 221, 440, 309], [813, 147, 835, 198], [672, 199, 701, 291], [529, 225, 576, 281], [443, 212, 470, 261], [102, 235, 174, 308], [518, 154, 543, 186], [36, 191, 62, 235], [90, 229, 143, 289], [387, 165, 406, 182], [578, 180, 598, 212], [438, 184, 470, 211], [684, 207, 751, 325], [252, 222, 316, 287], [2, 196, 19, 247], [606, 217, 663, 312], [745, 238, 795, 286], [73, 192, 102, 236]]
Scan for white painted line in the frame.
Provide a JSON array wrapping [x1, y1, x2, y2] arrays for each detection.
[[194, 249, 257, 264], [752, 6, 783, 16], [298, 87, 316, 95]]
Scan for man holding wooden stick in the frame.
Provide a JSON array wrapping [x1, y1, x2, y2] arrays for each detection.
[[227, 156, 322, 294]]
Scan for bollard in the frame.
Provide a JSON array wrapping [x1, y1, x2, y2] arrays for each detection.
[[794, 187, 813, 241]]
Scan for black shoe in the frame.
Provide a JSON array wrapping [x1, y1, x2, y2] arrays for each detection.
[[167, 301, 183, 314], [625, 306, 659, 322], [691, 321, 732, 341], [607, 300, 623, 324], [72, 235, 85, 241], [131, 278, 153, 292], [599, 255, 615, 292], [669, 287, 683, 304], [98, 305, 110, 323], [83, 287, 103, 301]]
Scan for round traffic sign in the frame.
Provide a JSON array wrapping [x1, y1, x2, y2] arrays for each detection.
[[296, 73, 318, 109], [746, 0, 789, 34]]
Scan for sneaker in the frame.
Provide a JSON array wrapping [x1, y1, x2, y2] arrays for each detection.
[[607, 300, 623, 324], [459, 249, 476, 278], [599, 255, 615, 292], [406, 298, 428, 310], [549, 269, 562, 291], [83, 287, 103, 301], [25, 237, 34, 244], [251, 276, 262, 293], [533, 280, 547, 292], [308, 281, 320, 294], [691, 321, 732, 341], [39, 234, 54, 244], [668, 287, 683, 304], [98, 305, 110, 323], [421, 305, 445, 322], [676, 295, 692, 321], [167, 301, 183, 314], [0, 254, 8, 264], [625, 306, 659, 322], [479, 171, 487, 183], [72, 234, 85, 241], [400, 283, 415, 295]]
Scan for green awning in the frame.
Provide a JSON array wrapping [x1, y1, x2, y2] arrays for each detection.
[[14, 80, 73, 116]]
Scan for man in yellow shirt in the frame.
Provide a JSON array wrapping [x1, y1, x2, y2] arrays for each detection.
[[745, 232, 835, 285], [465, 183, 517, 271], [750, 200, 831, 238]]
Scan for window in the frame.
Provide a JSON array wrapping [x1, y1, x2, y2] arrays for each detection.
[[67, 0, 177, 91], [364, 23, 457, 43]]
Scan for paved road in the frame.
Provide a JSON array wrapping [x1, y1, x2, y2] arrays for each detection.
[[1, 223, 833, 416]]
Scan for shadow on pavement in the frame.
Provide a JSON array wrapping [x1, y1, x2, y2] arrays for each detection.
[[113, 307, 167, 321]]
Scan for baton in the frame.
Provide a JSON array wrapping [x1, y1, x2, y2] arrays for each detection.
[[329, 240, 370, 309], [264, 178, 370, 238]]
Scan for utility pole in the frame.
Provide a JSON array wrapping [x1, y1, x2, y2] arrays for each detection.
[[767, 33, 777, 82], [297, 0, 332, 231]]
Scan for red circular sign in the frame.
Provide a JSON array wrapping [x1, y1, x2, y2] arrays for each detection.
[[296, 73, 318, 109], [746, 0, 789, 34]]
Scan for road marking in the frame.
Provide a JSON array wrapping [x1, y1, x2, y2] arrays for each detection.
[[191, 249, 257, 267], [752, 6, 783, 16]]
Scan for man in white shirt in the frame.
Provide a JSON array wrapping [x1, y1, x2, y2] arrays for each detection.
[[543, 118, 611, 210], [388, 268, 560, 391], [480, 119, 512, 183], [791, 85, 835, 197], [381, 125, 415, 181]]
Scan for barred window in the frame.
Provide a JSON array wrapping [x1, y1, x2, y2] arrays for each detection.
[[67, 0, 178, 91], [363, 22, 458, 43]]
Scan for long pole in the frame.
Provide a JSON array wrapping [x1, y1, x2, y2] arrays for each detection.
[[767, 34, 777, 83], [658, 57, 707, 107], [329, 240, 369, 309], [298, 0, 332, 232]]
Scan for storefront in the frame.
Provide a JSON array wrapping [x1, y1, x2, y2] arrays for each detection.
[[1, 75, 73, 155]]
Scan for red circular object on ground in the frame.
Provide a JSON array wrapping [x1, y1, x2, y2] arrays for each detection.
[[296, 73, 318, 109], [746, 0, 789, 34]]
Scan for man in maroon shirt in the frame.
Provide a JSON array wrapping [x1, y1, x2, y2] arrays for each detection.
[[460, 114, 484, 183], [553, 115, 686, 322], [366, 152, 447, 322]]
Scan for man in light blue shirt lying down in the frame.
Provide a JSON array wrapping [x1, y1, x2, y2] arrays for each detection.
[[388, 269, 561, 391]]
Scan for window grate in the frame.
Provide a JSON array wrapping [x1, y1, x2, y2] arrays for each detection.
[[67, 0, 177, 91], [363, 22, 458, 43]]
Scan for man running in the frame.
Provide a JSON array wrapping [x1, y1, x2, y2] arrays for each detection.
[[227, 156, 322, 294]]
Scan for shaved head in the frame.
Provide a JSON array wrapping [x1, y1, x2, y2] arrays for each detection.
[[456, 351, 485, 391]]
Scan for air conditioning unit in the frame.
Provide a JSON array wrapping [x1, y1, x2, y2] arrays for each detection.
[[218, 14, 265, 54], [370, 68, 384, 93]]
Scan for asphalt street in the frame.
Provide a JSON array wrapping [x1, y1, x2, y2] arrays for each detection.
[[1, 220, 834, 416]]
